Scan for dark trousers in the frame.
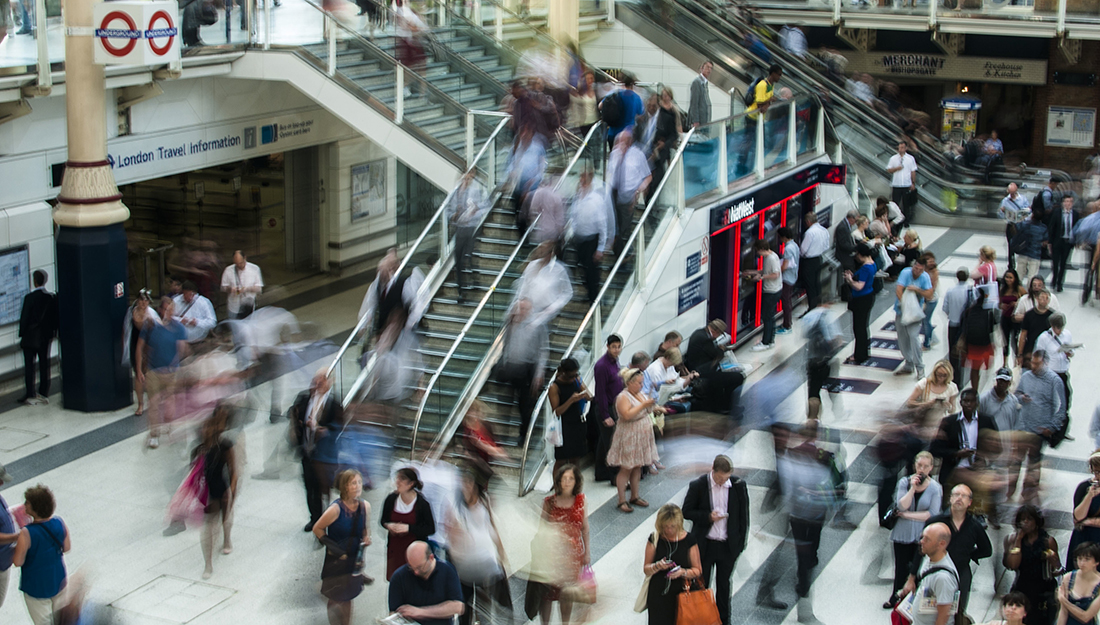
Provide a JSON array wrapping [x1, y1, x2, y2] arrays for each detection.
[[800, 256, 822, 311], [302, 456, 323, 524], [892, 541, 919, 593], [781, 282, 795, 329], [948, 324, 964, 388], [613, 198, 636, 257], [1051, 240, 1073, 289], [807, 360, 831, 401], [574, 234, 601, 304], [1006, 223, 1017, 268], [1057, 370, 1072, 412], [454, 225, 478, 296], [22, 342, 50, 399], [761, 290, 780, 345], [499, 362, 538, 439], [458, 576, 513, 625], [594, 417, 617, 482], [891, 186, 914, 226], [702, 539, 737, 625], [790, 517, 823, 597], [849, 295, 874, 362]]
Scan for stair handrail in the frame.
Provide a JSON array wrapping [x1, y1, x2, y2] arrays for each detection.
[[515, 121, 698, 496], [328, 115, 512, 386], [412, 120, 606, 460]]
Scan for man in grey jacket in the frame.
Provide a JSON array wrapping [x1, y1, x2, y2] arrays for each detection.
[[689, 61, 713, 128], [1012, 349, 1066, 504]]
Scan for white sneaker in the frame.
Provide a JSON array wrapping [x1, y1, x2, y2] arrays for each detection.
[[147, 436, 160, 449], [751, 343, 774, 352]]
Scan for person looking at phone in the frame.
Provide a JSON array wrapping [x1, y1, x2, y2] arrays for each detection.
[[681, 455, 751, 624], [1012, 349, 1066, 505], [886, 451, 942, 610], [607, 368, 663, 513], [641, 504, 702, 625], [548, 358, 592, 479], [905, 360, 959, 426], [1067, 453, 1100, 571]]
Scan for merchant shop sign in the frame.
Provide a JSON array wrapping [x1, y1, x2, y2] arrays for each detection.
[[828, 51, 1047, 86]]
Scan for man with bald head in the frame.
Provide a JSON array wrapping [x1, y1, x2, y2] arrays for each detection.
[[899, 523, 959, 625], [905, 484, 990, 624], [221, 249, 263, 319], [388, 541, 464, 625]]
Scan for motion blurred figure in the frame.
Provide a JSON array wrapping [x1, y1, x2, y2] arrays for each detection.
[[357, 249, 427, 350], [496, 298, 549, 440], [137, 297, 189, 449], [447, 170, 488, 303], [569, 169, 613, 305]]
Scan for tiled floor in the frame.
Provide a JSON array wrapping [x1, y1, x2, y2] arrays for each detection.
[[1, 224, 1099, 625]]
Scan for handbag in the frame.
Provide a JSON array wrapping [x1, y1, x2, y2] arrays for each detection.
[[167, 456, 209, 528], [881, 504, 901, 530], [562, 565, 598, 604], [635, 532, 657, 613], [900, 290, 925, 326], [676, 578, 722, 625], [546, 415, 564, 447]]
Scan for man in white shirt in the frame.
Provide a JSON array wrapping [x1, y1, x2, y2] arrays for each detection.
[[940, 268, 973, 388], [608, 130, 652, 257], [447, 170, 487, 303], [1000, 183, 1031, 269], [799, 212, 831, 312], [886, 142, 919, 226], [1034, 312, 1074, 410], [751, 240, 783, 350], [1012, 275, 1061, 323], [570, 169, 612, 305], [780, 24, 808, 59], [221, 250, 263, 319], [682, 455, 750, 625], [357, 248, 427, 344], [172, 280, 217, 343]]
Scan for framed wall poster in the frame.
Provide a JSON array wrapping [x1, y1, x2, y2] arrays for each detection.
[[0, 245, 30, 326], [351, 160, 387, 222], [1046, 106, 1096, 148]]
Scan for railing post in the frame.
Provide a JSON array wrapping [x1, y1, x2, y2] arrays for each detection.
[[850, 174, 860, 211], [327, 17, 337, 77], [833, 142, 843, 166], [247, 0, 255, 43], [395, 66, 405, 124], [815, 105, 826, 157], [438, 0, 447, 27], [674, 157, 686, 219], [634, 226, 647, 288], [466, 111, 476, 168], [495, 8, 503, 44], [1057, 0, 1067, 35], [787, 102, 797, 165], [473, 0, 482, 27], [754, 114, 765, 177], [833, 0, 841, 25], [488, 135, 497, 188], [593, 306, 602, 358], [608, 0, 616, 23], [34, 0, 50, 91], [264, 0, 272, 50], [928, 0, 936, 29], [440, 207, 450, 259], [717, 124, 728, 194]]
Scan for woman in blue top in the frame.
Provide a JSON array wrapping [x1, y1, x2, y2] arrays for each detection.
[[13, 484, 69, 625], [843, 243, 878, 365]]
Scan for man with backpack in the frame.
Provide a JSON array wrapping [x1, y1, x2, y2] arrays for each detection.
[[600, 73, 644, 152], [736, 64, 783, 177], [897, 523, 959, 625]]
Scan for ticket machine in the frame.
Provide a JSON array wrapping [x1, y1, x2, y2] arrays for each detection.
[[707, 163, 846, 346]]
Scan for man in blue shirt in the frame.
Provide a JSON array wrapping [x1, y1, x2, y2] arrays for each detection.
[[604, 73, 644, 152], [893, 257, 934, 379], [136, 297, 189, 449], [0, 463, 18, 609], [389, 541, 464, 625]]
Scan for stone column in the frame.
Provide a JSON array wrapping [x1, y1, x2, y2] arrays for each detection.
[[53, 0, 133, 411], [548, 0, 579, 49]]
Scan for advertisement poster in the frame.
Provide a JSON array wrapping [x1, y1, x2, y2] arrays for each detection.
[[1047, 106, 1096, 148], [351, 160, 387, 222]]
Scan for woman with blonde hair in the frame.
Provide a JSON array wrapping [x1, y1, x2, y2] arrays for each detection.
[[905, 359, 958, 424], [974, 245, 999, 286], [642, 504, 702, 624], [314, 469, 372, 625], [608, 368, 663, 513]]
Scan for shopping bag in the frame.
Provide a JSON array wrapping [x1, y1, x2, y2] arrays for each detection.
[[900, 290, 925, 326], [167, 456, 209, 528], [562, 565, 598, 604], [546, 415, 563, 447], [676, 579, 722, 625]]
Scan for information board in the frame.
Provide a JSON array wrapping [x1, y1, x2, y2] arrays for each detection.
[[0, 246, 30, 326], [678, 277, 707, 315], [1047, 106, 1096, 148]]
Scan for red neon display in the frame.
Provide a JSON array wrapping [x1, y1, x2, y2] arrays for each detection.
[[710, 183, 819, 236], [731, 223, 740, 343]]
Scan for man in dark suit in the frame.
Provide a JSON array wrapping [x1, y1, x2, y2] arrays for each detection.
[[682, 455, 750, 625], [834, 209, 858, 273], [684, 320, 744, 418], [1047, 195, 1081, 292], [290, 368, 343, 531], [18, 270, 58, 405], [689, 60, 713, 129], [929, 388, 998, 490]]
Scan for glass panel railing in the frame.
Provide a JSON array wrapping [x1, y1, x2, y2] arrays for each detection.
[[796, 96, 817, 156], [330, 115, 512, 402], [683, 129, 720, 200], [764, 100, 792, 170]]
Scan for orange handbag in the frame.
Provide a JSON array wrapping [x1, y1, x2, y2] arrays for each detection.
[[676, 579, 722, 625]]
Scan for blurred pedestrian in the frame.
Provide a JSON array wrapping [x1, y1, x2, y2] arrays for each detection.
[[803, 305, 845, 419], [893, 256, 935, 378], [0, 463, 16, 609], [196, 408, 237, 580], [292, 369, 343, 532], [457, 401, 508, 485], [314, 469, 371, 625], [568, 71, 598, 136], [17, 270, 57, 406], [1012, 211, 1047, 288], [999, 269, 1027, 369], [381, 467, 435, 581], [648, 86, 681, 204], [445, 471, 512, 625], [1003, 505, 1059, 625], [221, 250, 263, 320], [514, 242, 573, 327], [1011, 350, 1065, 503], [608, 368, 662, 513], [12, 485, 69, 625], [496, 298, 549, 440], [447, 170, 488, 304], [885, 451, 942, 610], [779, 420, 834, 622], [122, 291, 160, 416], [393, 0, 427, 97], [570, 169, 612, 306], [960, 287, 998, 391], [607, 129, 651, 257], [549, 358, 591, 478], [534, 464, 590, 625], [602, 73, 644, 152], [942, 268, 973, 387], [641, 504, 702, 625], [357, 249, 427, 349], [1013, 276, 1061, 324], [137, 297, 189, 449], [523, 177, 567, 250]]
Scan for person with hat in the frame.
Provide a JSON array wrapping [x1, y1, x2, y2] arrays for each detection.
[[607, 367, 662, 513], [980, 368, 1021, 458], [0, 463, 18, 609]]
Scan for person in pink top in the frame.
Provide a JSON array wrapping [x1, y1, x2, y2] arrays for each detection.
[[973, 246, 998, 286]]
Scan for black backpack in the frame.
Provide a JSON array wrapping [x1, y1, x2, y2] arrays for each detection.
[[743, 77, 764, 107], [600, 91, 625, 127]]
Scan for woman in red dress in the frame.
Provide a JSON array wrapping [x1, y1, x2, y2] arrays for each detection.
[[536, 464, 590, 625], [380, 467, 435, 580]]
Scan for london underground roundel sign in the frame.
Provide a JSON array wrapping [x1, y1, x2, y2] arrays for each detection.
[[94, 2, 181, 66], [146, 10, 177, 57], [96, 11, 141, 58]]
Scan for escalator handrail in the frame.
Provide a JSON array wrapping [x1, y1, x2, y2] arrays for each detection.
[[328, 115, 512, 383], [516, 118, 702, 496], [416, 121, 607, 460]]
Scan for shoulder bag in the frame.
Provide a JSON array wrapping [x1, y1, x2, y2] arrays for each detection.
[[900, 290, 926, 326], [892, 565, 959, 625], [634, 532, 657, 612], [676, 578, 722, 625]]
